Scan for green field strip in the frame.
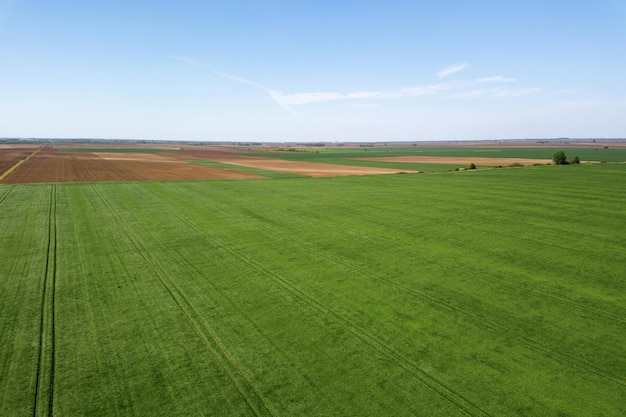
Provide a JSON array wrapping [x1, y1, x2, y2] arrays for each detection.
[[298, 157, 460, 172], [88, 184, 274, 417], [33, 185, 58, 417], [0, 186, 54, 415], [52, 185, 258, 416], [0, 146, 42, 182], [185, 159, 307, 178], [104, 188, 366, 416], [171, 179, 626, 390]]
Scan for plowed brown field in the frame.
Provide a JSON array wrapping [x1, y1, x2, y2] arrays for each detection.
[[178, 150, 415, 177], [0, 145, 416, 184]]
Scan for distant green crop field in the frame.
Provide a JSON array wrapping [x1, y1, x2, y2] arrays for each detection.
[[185, 159, 307, 178], [251, 146, 626, 163], [1, 163, 625, 416]]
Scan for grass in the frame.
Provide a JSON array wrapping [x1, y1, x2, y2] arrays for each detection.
[[57, 148, 179, 154], [1, 163, 625, 416]]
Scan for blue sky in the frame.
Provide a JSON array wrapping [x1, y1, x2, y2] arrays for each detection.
[[1, 0, 625, 141]]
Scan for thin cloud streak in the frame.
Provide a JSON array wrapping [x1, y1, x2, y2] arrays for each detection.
[[215, 71, 297, 114], [437, 63, 470, 78], [213, 68, 539, 114], [475, 76, 517, 83]]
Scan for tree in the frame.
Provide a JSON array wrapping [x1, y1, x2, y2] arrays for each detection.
[[552, 151, 568, 165], [571, 156, 580, 164]]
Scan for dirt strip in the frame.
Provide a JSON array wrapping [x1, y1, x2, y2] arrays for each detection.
[[200, 155, 417, 177]]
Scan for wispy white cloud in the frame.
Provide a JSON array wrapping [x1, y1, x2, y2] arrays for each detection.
[[173, 55, 539, 114], [437, 63, 470, 78], [449, 86, 543, 98], [279, 84, 451, 106], [172, 55, 202, 66], [475, 76, 517, 83], [215, 71, 297, 114]]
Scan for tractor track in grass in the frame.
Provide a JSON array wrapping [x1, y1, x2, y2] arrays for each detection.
[[0, 185, 15, 206], [267, 223, 626, 387], [206, 198, 626, 388], [33, 185, 57, 417], [162, 186, 625, 388], [128, 185, 491, 417], [90, 184, 274, 417]]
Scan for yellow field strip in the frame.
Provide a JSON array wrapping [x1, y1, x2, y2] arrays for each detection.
[[0, 146, 43, 182]]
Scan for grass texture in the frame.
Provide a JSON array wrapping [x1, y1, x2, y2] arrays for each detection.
[[1, 163, 625, 416]]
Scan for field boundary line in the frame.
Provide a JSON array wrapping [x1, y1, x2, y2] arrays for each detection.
[[178, 188, 626, 388], [0, 146, 43, 182], [33, 185, 57, 417], [90, 185, 274, 417], [129, 185, 491, 417]]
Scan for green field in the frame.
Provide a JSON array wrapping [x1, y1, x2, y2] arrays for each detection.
[[249, 145, 626, 162], [1, 163, 625, 416]]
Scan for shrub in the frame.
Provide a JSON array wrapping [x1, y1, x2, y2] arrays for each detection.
[[552, 151, 568, 165], [570, 156, 580, 164], [468, 163, 476, 170]]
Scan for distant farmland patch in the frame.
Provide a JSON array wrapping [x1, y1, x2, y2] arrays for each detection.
[[352, 155, 552, 166]]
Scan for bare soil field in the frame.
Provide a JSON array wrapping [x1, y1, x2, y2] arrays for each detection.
[[178, 149, 415, 177], [0, 146, 263, 184], [0, 148, 34, 177], [353, 156, 551, 166], [376, 140, 626, 149], [0, 145, 412, 184]]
